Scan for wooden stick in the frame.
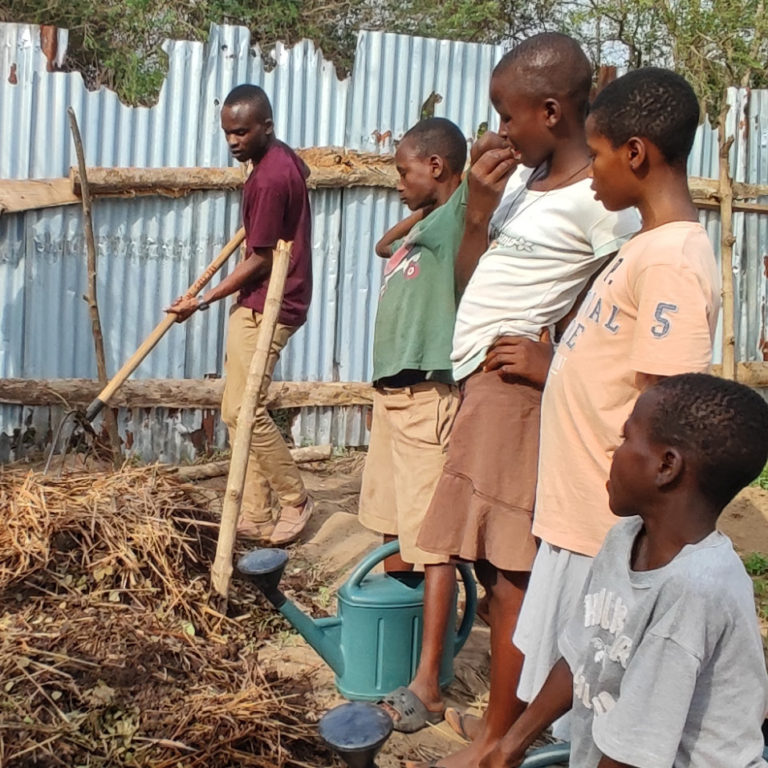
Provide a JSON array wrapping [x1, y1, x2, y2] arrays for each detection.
[[84, 227, 245, 421], [211, 240, 292, 600], [67, 108, 122, 465], [172, 445, 333, 481]]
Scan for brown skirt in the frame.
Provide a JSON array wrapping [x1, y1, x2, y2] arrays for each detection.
[[416, 368, 541, 572]]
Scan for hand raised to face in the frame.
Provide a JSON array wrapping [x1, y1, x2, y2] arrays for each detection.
[[466, 131, 521, 223]]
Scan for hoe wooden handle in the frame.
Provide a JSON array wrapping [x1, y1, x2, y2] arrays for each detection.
[[85, 227, 246, 421]]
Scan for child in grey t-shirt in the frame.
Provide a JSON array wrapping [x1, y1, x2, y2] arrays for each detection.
[[484, 373, 768, 768], [561, 517, 766, 767]]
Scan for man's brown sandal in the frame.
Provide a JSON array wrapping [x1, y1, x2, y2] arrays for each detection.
[[269, 497, 314, 545], [236, 518, 275, 542]]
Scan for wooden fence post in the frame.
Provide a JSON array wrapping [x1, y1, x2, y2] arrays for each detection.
[[718, 104, 737, 381], [67, 108, 122, 464]]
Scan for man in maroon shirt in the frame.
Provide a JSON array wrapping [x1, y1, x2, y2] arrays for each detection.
[[167, 84, 313, 545]]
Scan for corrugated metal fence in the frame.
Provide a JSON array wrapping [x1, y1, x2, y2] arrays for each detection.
[[1, 23, 766, 461]]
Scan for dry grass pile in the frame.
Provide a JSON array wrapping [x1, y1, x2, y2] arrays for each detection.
[[0, 466, 329, 767]]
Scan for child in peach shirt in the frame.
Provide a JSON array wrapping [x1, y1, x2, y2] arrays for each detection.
[[512, 68, 721, 740]]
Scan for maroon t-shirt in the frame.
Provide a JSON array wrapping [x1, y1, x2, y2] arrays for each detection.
[[238, 140, 312, 327]]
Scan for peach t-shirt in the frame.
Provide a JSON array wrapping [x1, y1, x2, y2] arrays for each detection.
[[533, 221, 721, 557]]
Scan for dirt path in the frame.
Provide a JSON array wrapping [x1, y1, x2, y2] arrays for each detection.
[[719, 485, 768, 555]]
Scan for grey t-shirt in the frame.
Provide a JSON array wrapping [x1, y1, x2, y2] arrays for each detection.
[[559, 516, 768, 768]]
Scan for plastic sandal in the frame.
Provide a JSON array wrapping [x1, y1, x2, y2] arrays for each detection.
[[379, 686, 445, 733], [444, 706, 482, 741]]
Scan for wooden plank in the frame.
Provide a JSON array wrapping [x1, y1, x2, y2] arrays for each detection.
[[0, 178, 77, 214], [0, 378, 375, 409], [0, 178, 192, 213]]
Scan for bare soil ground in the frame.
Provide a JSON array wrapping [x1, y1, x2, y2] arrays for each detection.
[[719, 485, 768, 555]]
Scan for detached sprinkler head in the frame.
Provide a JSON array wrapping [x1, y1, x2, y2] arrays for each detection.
[[236, 548, 289, 607], [319, 702, 393, 768]]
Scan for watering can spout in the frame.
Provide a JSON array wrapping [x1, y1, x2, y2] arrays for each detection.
[[236, 548, 345, 677], [280, 602, 345, 676]]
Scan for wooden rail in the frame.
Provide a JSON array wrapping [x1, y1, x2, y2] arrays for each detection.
[[0, 148, 399, 214], [2, 155, 768, 215], [0, 378, 375, 409], [1, 367, 766, 414]]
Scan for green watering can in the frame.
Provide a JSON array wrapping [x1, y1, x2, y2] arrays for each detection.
[[237, 540, 477, 700]]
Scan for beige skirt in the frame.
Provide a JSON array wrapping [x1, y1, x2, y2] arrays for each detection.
[[416, 368, 541, 572]]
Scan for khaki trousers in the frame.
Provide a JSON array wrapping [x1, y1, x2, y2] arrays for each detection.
[[221, 305, 306, 524], [359, 382, 459, 566]]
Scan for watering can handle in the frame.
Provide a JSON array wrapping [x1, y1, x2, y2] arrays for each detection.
[[519, 742, 571, 767], [346, 540, 409, 587], [454, 560, 477, 655], [346, 541, 477, 657]]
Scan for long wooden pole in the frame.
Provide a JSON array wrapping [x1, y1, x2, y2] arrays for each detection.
[[211, 240, 292, 600], [84, 226, 245, 421], [67, 108, 123, 465]]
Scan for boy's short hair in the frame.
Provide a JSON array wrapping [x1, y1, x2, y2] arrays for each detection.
[[589, 68, 699, 165], [402, 117, 467, 175], [494, 33, 592, 117], [649, 373, 768, 509], [224, 84, 273, 120]]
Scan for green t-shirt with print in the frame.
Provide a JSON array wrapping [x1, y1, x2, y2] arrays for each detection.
[[372, 179, 468, 383]]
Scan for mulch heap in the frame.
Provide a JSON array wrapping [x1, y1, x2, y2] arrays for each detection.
[[0, 465, 331, 767]]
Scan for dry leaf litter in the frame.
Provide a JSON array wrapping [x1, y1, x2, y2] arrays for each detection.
[[0, 465, 332, 767]]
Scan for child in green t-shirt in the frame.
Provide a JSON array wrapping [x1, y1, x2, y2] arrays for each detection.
[[358, 117, 468, 732]]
